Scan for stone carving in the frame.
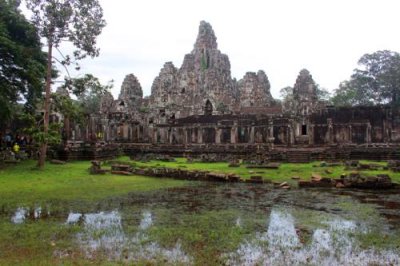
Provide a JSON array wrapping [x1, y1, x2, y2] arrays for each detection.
[[238, 70, 273, 108], [149, 21, 268, 119], [58, 20, 400, 164], [292, 69, 318, 115], [119, 74, 143, 109], [99, 91, 114, 115]]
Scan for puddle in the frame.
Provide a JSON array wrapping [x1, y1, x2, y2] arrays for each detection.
[[11, 207, 44, 224], [139, 211, 152, 230], [74, 210, 192, 264], [66, 213, 82, 224], [4, 183, 400, 264], [11, 207, 27, 224], [225, 209, 400, 266]]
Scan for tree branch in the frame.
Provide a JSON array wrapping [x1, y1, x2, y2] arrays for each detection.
[[52, 56, 71, 79]]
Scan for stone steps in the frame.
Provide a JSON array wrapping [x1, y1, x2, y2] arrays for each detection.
[[286, 151, 311, 163]]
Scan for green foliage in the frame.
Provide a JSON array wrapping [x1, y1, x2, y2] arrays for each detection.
[[0, 0, 46, 123], [63, 74, 113, 116], [331, 80, 374, 107], [332, 50, 400, 106], [280, 86, 295, 113], [316, 85, 331, 102], [21, 112, 62, 146], [25, 0, 106, 168], [51, 92, 83, 122], [63, 74, 112, 98], [25, 0, 106, 62]]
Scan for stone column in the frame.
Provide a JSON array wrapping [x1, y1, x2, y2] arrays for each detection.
[[215, 128, 221, 144], [366, 123, 371, 143], [309, 125, 314, 145], [231, 123, 238, 144], [327, 119, 334, 144], [149, 125, 157, 144], [287, 126, 292, 147], [183, 128, 188, 145], [328, 126, 334, 144], [249, 126, 255, 143], [268, 120, 274, 140], [136, 126, 140, 143], [191, 128, 196, 143], [168, 128, 173, 144], [197, 127, 203, 144], [348, 125, 352, 143]]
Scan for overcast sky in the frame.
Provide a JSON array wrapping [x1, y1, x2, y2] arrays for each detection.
[[64, 0, 400, 99]]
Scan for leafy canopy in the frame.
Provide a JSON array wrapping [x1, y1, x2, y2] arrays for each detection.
[[26, 0, 106, 61], [332, 50, 400, 106], [24, 0, 106, 168], [0, 0, 46, 123]]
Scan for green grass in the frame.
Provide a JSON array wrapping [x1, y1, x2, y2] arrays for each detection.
[[125, 157, 400, 185], [0, 159, 187, 208], [0, 159, 188, 265], [1, 157, 399, 265]]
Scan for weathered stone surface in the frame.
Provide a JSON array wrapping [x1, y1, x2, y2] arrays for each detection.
[[50, 159, 66, 165], [57, 20, 400, 167], [99, 91, 114, 115], [238, 70, 273, 108], [119, 74, 143, 109], [111, 164, 132, 172], [283, 69, 320, 116], [300, 173, 395, 189], [89, 160, 107, 175], [146, 20, 280, 121]]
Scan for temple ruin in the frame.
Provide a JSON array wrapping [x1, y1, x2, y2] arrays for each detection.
[[61, 21, 400, 162]]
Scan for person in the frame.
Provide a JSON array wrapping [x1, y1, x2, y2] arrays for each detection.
[[19, 136, 27, 147], [13, 142, 20, 159], [4, 133, 12, 147]]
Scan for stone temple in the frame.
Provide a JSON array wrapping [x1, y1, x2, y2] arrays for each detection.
[[63, 21, 400, 162]]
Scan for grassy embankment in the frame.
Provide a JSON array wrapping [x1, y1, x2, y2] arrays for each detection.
[[0, 159, 187, 208], [122, 157, 400, 184]]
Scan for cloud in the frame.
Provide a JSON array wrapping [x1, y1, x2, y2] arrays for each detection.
[[44, 0, 400, 98]]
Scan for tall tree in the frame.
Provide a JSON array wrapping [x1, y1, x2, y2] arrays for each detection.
[[0, 0, 46, 128], [25, 0, 106, 168], [332, 50, 400, 106], [355, 50, 400, 104]]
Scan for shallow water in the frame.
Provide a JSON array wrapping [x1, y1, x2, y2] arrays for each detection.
[[4, 183, 400, 264]]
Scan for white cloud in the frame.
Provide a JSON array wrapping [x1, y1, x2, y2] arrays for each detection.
[[41, 0, 400, 98]]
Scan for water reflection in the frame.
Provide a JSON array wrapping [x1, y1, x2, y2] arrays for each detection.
[[71, 210, 192, 264], [5, 183, 400, 264], [11, 207, 27, 224], [226, 209, 400, 266], [11, 207, 43, 224]]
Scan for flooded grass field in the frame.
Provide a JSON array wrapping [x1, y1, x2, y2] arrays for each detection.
[[2, 181, 400, 265]]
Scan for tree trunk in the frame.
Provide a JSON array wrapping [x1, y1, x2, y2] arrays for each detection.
[[37, 42, 53, 168]]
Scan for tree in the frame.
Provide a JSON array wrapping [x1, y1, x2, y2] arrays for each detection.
[[356, 50, 400, 104], [315, 85, 331, 102], [63, 74, 112, 116], [279, 86, 294, 113], [25, 0, 106, 168], [332, 50, 400, 106], [331, 80, 374, 107], [0, 0, 46, 127]]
